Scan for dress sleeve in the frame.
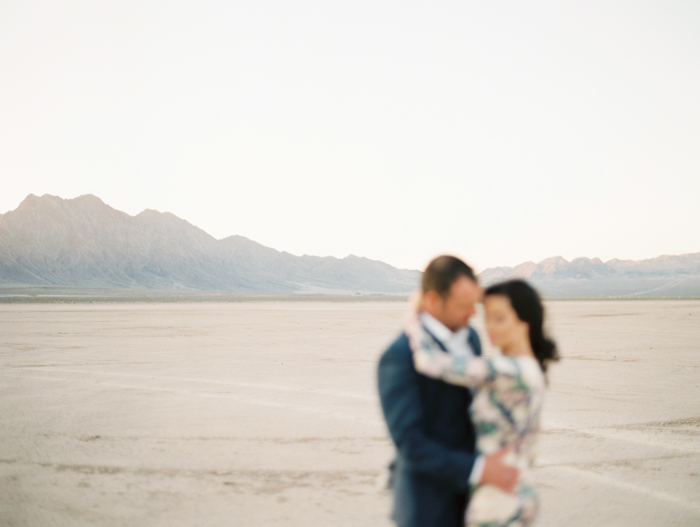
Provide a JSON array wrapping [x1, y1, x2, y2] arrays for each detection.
[[406, 314, 523, 389]]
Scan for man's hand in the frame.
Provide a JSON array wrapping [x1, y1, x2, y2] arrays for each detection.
[[481, 446, 519, 493]]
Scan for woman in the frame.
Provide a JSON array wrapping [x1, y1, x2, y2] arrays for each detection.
[[406, 279, 558, 527]]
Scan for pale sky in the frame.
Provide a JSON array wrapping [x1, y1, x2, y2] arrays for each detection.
[[1, 1, 698, 273]]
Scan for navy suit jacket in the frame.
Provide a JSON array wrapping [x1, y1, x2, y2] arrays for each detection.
[[377, 327, 481, 527]]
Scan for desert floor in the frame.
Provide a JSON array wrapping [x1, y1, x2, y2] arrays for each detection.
[[1, 300, 699, 526]]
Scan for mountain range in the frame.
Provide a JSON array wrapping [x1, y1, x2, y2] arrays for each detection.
[[0, 194, 419, 294], [479, 253, 700, 298], [1, 194, 698, 298]]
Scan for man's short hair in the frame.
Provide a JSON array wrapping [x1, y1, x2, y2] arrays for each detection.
[[421, 255, 477, 299]]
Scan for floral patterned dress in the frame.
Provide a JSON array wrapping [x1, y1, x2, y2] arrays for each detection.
[[406, 316, 545, 527]]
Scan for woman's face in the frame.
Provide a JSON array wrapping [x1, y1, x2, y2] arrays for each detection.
[[483, 294, 529, 353]]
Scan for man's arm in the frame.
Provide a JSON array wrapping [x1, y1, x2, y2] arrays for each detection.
[[377, 339, 476, 492]]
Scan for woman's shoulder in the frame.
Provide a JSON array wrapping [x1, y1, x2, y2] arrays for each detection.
[[515, 355, 546, 389], [485, 354, 545, 388]]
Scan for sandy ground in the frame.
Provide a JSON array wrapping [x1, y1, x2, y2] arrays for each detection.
[[0, 300, 698, 526]]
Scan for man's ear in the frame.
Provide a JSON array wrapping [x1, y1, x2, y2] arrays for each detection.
[[422, 290, 440, 312]]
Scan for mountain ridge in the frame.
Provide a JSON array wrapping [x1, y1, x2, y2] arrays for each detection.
[[478, 252, 700, 298], [0, 194, 419, 293], [479, 252, 700, 281], [2, 194, 698, 298]]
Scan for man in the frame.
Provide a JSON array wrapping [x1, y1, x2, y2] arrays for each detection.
[[377, 255, 517, 527]]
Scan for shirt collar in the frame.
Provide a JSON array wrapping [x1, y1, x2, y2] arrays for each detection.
[[419, 312, 472, 357], [420, 311, 454, 343]]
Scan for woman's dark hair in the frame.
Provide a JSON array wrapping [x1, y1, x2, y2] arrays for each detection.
[[484, 279, 559, 373]]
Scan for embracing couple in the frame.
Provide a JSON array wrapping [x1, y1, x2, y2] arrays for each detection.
[[378, 255, 559, 527]]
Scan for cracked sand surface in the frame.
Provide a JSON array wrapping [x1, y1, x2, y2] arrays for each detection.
[[1, 300, 699, 526]]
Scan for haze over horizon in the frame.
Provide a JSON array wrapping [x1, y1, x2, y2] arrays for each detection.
[[2, 2, 699, 272]]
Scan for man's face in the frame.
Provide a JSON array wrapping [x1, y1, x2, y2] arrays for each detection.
[[430, 276, 483, 332]]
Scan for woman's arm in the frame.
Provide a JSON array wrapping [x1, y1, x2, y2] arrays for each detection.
[[406, 314, 523, 388]]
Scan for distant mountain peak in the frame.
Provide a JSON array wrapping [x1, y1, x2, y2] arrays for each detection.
[[135, 209, 182, 220], [13, 193, 109, 213], [17, 193, 58, 209]]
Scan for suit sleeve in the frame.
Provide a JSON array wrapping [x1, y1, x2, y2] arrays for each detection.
[[378, 340, 476, 492]]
